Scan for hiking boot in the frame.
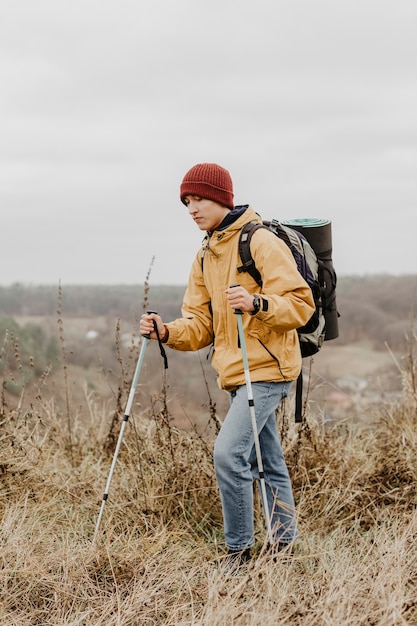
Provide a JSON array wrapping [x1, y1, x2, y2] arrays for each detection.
[[267, 541, 295, 561], [219, 548, 251, 574]]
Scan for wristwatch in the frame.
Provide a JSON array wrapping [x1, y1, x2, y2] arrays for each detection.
[[250, 294, 261, 316]]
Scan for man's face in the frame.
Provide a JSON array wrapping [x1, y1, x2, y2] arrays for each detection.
[[183, 195, 230, 231]]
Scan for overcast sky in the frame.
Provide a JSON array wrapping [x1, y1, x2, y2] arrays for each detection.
[[1, 0, 416, 288]]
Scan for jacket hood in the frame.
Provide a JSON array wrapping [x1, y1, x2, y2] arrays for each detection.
[[215, 205, 251, 232], [208, 204, 262, 237]]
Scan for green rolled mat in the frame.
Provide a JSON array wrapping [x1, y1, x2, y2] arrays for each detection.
[[282, 218, 339, 341], [281, 218, 332, 259]]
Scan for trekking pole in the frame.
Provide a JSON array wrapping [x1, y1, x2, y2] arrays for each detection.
[[231, 286, 274, 545], [93, 311, 162, 543]]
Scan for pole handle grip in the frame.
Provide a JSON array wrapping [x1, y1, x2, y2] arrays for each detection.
[[229, 284, 243, 315], [141, 310, 159, 339]]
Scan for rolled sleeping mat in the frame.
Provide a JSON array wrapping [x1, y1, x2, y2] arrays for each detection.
[[281, 218, 339, 341]]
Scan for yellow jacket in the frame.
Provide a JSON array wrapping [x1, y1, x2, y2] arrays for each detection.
[[166, 206, 315, 391]]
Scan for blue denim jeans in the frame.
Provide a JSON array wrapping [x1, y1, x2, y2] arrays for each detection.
[[213, 381, 298, 551]]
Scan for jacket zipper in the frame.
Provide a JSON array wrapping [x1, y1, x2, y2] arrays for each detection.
[[257, 339, 287, 381]]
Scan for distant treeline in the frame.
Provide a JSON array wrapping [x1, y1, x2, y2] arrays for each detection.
[[1, 275, 417, 351], [335, 275, 417, 351], [0, 284, 184, 321]]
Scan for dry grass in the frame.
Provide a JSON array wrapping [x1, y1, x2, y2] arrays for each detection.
[[1, 350, 417, 625]]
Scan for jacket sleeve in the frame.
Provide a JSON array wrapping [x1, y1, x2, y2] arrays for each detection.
[[249, 228, 316, 332], [165, 250, 214, 351]]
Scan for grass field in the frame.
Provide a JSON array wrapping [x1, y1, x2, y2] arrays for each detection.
[[1, 331, 416, 625]]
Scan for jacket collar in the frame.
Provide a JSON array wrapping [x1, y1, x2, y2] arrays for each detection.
[[216, 205, 248, 231], [207, 205, 261, 236]]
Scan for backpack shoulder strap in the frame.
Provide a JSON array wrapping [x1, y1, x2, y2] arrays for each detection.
[[237, 222, 266, 286]]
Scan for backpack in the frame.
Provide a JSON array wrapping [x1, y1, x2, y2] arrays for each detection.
[[237, 217, 339, 422]]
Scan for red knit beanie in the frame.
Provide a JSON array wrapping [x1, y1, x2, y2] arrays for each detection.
[[180, 163, 234, 210]]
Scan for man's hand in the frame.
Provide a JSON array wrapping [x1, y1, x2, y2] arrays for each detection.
[[225, 285, 256, 313], [140, 313, 166, 340]]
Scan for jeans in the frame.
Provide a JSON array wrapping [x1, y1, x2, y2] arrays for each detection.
[[213, 381, 298, 551]]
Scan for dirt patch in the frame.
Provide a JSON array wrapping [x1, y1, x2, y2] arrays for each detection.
[[313, 342, 395, 380]]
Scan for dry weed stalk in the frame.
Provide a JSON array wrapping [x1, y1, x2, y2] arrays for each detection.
[[104, 256, 155, 454], [56, 281, 74, 464]]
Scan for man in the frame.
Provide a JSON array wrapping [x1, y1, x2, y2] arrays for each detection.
[[140, 163, 315, 563]]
